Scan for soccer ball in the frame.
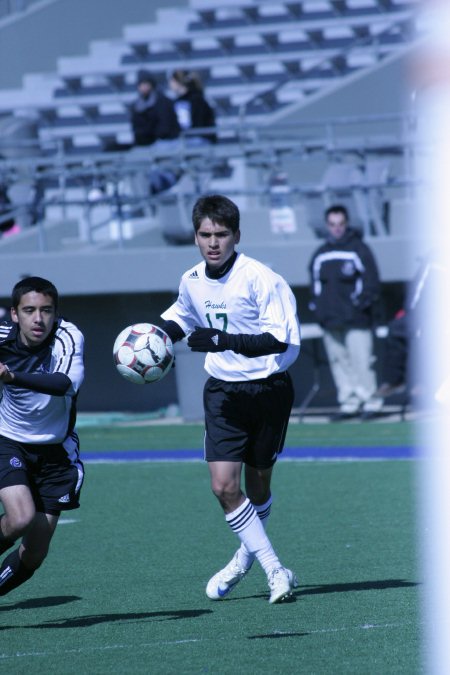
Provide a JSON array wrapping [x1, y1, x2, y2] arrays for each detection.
[[113, 323, 174, 384]]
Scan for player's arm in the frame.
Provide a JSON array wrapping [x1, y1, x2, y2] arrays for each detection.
[[0, 365, 71, 395], [187, 328, 288, 357], [160, 319, 186, 344], [353, 246, 381, 309]]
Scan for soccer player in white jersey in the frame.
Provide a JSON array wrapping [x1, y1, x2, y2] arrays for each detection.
[[160, 194, 301, 603], [0, 277, 85, 597]]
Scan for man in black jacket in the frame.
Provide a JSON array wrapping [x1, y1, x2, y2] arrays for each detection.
[[130, 70, 180, 147], [129, 70, 182, 196], [309, 204, 383, 420]]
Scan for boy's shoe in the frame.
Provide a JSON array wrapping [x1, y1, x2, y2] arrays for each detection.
[[268, 567, 299, 604], [206, 552, 252, 600], [376, 382, 406, 398]]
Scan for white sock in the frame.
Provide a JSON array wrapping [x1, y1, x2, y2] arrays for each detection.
[[226, 497, 280, 575], [234, 496, 272, 570]]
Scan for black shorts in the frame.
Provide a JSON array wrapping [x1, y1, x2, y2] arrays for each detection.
[[203, 371, 294, 469], [0, 435, 84, 516]]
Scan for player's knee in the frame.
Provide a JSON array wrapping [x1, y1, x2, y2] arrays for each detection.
[[8, 510, 35, 539], [211, 481, 241, 509], [21, 545, 49, 570]]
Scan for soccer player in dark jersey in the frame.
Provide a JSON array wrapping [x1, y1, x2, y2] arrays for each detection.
[[160, 194, 301, 603], [0, 276, 85, 597]]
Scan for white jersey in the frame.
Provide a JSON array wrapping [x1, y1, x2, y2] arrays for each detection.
[[0, 319, 84, 444], [162, 252, 301, 381]]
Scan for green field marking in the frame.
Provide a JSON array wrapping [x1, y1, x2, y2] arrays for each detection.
[[0, 460, 419, 674], [77, 421, 417, 453]]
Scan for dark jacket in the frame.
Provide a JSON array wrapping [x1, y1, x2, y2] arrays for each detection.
[[130, 90, 180, 146], [308, 228, 381, 329], [174, 90, 216, 143]]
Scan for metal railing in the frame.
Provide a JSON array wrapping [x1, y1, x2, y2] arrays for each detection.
[[0, 112, 420, 251]]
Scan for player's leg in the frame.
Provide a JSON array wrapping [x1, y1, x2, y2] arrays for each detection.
[[0, 438, 83, 597], [0, 511, 58, 596], [230, 465, 274, 570], [0, 484, 36, 555], [202, 375, 264, 599], [205, 463, 275, 600], [0, 437, 36, 555], [244, 371, 298, 602], [209, 461, 297, 603], [205, 374, 297, 602]]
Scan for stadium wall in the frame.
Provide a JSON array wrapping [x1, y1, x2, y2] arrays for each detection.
[[0, 283, 406, 417], [0, 0, 187, 89], [0, 231, 423, 297]]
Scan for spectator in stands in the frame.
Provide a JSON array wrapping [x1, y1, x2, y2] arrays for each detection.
[[130, 70, 180, 147], [308, 204, 383, 421], [168, 70, 217, 145], [129, 70, 182, 196]]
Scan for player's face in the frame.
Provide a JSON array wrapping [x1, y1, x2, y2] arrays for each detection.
[[326, 212, 348, 240], [11, 291, 56, 347], [195, 218, 240, 270]]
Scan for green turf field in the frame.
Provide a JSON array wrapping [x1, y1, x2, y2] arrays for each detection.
[[0, 422, 421, 674], [77, 419, 416, 452]]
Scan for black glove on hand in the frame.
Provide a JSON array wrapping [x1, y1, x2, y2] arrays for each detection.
[[187, 326, 230, 352]]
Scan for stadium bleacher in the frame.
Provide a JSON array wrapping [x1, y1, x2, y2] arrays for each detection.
[[0, 0, 417, 152], [0, 0, 425, 418], [0, 0, 421, 293]]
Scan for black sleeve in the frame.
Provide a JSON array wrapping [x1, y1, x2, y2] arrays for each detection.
[[356, 244, 381, 308], [227, 332, 288, 358], [159, 319, 186, 344], [11, 372, 72, 396], [155, 98, 180, 140]]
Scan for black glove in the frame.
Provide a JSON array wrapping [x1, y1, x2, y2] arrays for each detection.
[[187, 326, 230, 353]]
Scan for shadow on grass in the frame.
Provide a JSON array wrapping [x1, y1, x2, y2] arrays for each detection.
[[296, 579, 419, 596], [234, 578, 418, 602], [0, 608, 213, 630], [0, 596, 82, 611]]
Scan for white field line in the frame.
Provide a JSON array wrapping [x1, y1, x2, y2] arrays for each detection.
[[0, 620, 419, 660]]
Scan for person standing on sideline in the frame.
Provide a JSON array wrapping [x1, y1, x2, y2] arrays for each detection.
[[308, 204, 383, 420], [159, 194, 301, 604], [0, 276, 85, 597]]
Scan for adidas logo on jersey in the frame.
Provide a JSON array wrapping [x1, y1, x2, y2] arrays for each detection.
[[58, 494, 70, 503], [188, 270, 199, 279]]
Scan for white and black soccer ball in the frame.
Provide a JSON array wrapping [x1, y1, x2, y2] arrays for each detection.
[[113, 323, 174, 384]]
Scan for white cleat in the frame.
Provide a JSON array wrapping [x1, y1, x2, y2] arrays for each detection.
[[268, 567, 299, 604], [206, 552, 252, 600]]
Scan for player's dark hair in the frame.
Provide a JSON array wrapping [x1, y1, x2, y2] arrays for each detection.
[[12, 276, 58, 309], [192, 194, 240, 233], [325, 204, 349, 222]]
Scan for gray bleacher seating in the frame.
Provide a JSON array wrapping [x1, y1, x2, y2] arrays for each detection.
[[0, 0, 418, 154]]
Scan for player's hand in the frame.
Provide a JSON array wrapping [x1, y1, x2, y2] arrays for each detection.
[[187, 327, 230, 352], [0, 362, 13, 383]]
